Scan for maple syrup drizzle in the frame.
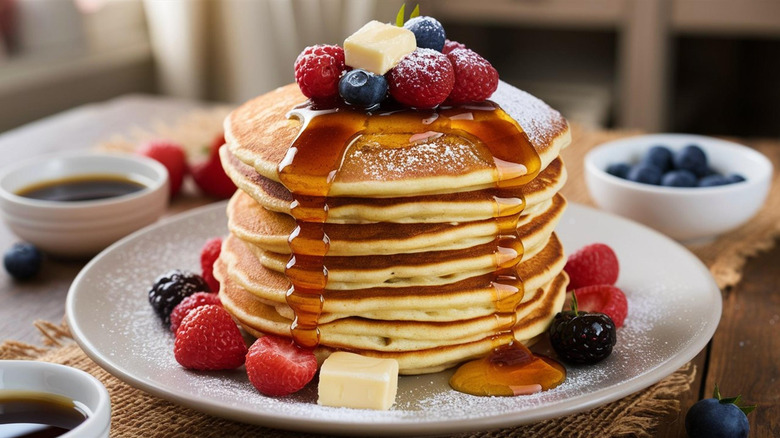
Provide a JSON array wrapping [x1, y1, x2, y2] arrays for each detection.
[[280, 100, 564, 394]]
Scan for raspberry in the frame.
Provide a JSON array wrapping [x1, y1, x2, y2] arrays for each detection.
[[388, 49, 454, 109], [245, 335, 317, 397], [200, 237, 222, 292], [446, 48, 499, 104], [294, 44, 345, 99], [174, 304, 247, 370], [564, 243, 619, 290], [170, 292, 221, 333], [442, 39, 467, 54], [191, 133, 237, 199], [148, 269, 210, 325], [137, 140, 187, 198], [570, 285, 628, 328]]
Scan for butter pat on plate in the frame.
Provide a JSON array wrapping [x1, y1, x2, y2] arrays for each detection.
[[344, 20, 416, 75], [318, 352, 399, 410]]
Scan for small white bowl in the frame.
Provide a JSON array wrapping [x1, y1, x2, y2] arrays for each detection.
[[0, 360, 111, 437], [585, 134, 773, 242], [0, 151, 169, 258]]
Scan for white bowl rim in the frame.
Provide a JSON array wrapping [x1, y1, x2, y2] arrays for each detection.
[[585, 133, 773, 195], [0, 359, 111, 437], [0, 150, 168, 210]]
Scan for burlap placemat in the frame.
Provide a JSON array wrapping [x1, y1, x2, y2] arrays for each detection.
[[6, 118, 777, 437]]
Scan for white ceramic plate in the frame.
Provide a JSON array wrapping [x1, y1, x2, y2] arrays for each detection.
[[67, 202, 720, 436]]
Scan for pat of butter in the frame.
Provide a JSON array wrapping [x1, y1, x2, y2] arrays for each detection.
[[344, 20, 416, 75], [317, 352, 399, 410]]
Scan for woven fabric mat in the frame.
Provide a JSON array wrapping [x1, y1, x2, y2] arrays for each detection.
[[4, 122, 779, 437]]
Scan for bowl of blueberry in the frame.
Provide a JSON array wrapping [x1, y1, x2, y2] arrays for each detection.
[[585, 133, 773, 242]]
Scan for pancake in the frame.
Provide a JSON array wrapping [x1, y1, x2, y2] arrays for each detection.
[[225, 81, 571, 197], [222, 145, 567, 224], [217, 256, 568, 374], [217, 232, 565, 320], [228, 190, 567, 256], [217, 78, 571, 375]]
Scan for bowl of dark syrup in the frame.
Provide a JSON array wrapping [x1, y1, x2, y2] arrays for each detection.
[[0, 360, 110, 437], [0, 151, 169, 258]]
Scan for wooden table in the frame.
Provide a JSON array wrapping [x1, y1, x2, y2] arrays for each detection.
[[1, 96, 777, 437]]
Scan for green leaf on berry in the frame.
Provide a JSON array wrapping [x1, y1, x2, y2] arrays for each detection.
[[712, 384, 757, 416], [410, 4, 420, 19], [395, 4, 405, 27]]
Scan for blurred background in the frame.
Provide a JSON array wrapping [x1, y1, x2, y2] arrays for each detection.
[[0, 0, 778, 136]]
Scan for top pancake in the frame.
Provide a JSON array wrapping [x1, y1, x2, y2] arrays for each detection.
[[225, 81, 571, 197]]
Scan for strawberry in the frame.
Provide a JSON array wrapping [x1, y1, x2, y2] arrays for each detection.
[[169, 292, 221, 333], [570, 285, 628, 328], [446, 48, 499, 104], [294, 44, 345, 99], [137, 140, 187, 198], [191, 133, 237, 199], [245, 335, 317, 397], [564, 243, 620, 290], [388, 48, 454, 109], [174, 304, 247, 370], [200, 237, 222, 293]]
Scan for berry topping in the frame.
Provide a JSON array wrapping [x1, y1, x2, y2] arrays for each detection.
[[137, 140, 187, 198], [673, 144, 708, 177], [606, 162, 631, 179], [245, 335, 318, 397], [627, 164, 662, 185], [685, 385, 755, 438], [174, 304, 247, 370], [569, 285, 628, 328], [446, 48, 499, 104], [170, 292, 221, 333], [3, 243, 42, 280], [661, 169, 698, 187], [641, 145, 674, 173], [148, 269, 210, 325], [403, 16, 446, 52], [388, 48, 454, 108], [549, 294, 617, 365], [200, 237, 222, 292], [294, 44, 345, 99], [338, 69, 388, 109], [190, 133, 237, 199], [442, 39, 467, 54], [564, 243, 619, 290]]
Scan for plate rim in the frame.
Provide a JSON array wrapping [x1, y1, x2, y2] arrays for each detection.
[[66, 201, 721, 436]]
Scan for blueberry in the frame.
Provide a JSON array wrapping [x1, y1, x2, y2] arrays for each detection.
[[627, 164, 662, 185], [699, 174, 730, 187], [606, 163, 631, 179], [725, 173, 746, 184], [338, 69, 388, 109], [673, 144, 708, 177], [403, 16, 446, 52], [685, 398, 750, 438], [3, 243, 42, 280], [642, 145, 673, 173], [661, 170, 698, 187]]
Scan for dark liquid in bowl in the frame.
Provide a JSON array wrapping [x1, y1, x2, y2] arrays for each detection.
[[16, 175, 146, 202], [0, 392, 88, 438]]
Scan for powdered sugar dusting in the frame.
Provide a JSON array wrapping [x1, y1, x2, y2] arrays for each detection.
[[491, 81, 568, 149], [68, 203, 719, 434]]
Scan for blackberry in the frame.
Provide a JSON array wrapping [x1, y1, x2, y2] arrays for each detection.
[[148, 269, 210, 325], [549, 294, 616, 365]]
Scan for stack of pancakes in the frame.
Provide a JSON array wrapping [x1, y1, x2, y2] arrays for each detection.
[[215, 81, 571, 374]]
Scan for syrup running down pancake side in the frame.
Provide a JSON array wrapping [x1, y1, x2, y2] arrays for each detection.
[[277, 100, 565, 394]]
